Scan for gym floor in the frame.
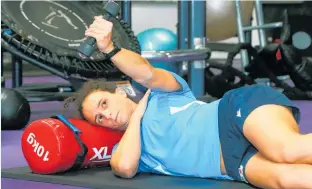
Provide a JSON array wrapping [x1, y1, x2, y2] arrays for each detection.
[[2, 68, 312, 189]]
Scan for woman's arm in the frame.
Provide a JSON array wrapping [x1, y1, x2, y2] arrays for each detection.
[[110, 116, 141, 178], [110, 48, 182, 92], [85, 16, 182, 92], [110, 89, 151, 178]]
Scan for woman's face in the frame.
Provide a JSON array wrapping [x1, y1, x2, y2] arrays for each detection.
[[81, 88, 133, 130]]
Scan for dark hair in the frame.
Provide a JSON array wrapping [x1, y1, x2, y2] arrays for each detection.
[[63, 79, 120, 119]]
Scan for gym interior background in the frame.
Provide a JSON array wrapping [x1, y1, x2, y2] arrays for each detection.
[[2, 1, 301, 75], [1, 1, 312, 189], [3, 1, 311, 74]]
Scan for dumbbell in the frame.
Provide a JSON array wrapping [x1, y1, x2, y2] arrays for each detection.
[[78, 1, 120, 57]]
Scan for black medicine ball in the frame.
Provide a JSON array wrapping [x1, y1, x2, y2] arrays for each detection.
[[1, 88, 31, 130]]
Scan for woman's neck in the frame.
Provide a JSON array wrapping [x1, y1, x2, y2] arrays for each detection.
[[120, 98, 138, 131]]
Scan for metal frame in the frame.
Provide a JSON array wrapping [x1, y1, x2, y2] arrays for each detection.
[[188, 0, 206, 97], [235, 0, 289, 83], [141, 49, 210, 63], [177, 1, 189, 77], [1, 49, 4, 87], [11, 56, 23, 88], [1, 49, 24, 89], [120, 0, 132, 27], [235, 0, 283, 68], [177, 1, 189, 51]]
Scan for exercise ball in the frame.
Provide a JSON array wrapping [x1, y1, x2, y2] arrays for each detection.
[[1, 88, 31, 130], [206, 1, 254, 41], [137, 28, 178, 73], [133, 28, 178, 93]]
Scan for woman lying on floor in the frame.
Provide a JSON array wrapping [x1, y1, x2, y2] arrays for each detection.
[[64, 16, 312, 189]]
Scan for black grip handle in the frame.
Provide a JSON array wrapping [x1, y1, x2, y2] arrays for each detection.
[[78, 1, 119, 57]]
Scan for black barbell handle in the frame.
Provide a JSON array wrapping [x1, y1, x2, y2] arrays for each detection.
[[78, 1, 120, 57]]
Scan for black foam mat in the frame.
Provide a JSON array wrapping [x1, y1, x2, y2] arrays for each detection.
[[2, 166, 257, 189]]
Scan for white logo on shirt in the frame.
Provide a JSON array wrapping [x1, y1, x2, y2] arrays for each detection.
[[236, 108, 241, 118], [170, 101, 205, 115], [154, 164, 172, 175]]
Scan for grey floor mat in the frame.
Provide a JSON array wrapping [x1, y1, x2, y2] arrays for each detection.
[[2, 166, 257, 189]]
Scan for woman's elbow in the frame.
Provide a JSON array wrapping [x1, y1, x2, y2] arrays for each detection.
[[110, 160, 137, 179]]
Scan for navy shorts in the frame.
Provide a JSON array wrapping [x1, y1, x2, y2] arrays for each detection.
[[218, 84, 300, 183]]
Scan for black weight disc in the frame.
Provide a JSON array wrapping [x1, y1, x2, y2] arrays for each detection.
[[1, 0, 140, 80], [263, 2, 312, 57], [287, 14, 312, 57]]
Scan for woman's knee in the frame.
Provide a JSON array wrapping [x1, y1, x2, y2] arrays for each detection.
[[276, 165, 306, 189], [280, 134, 312, 164], [276, 168, 292, 189], [265, 136, 301, 164]]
